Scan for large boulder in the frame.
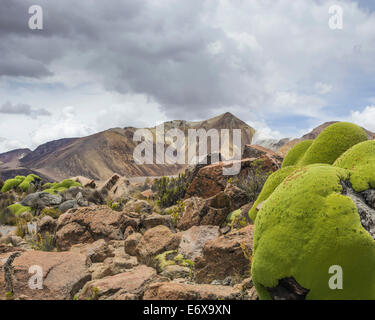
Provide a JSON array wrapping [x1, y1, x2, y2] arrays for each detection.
[[178, 226, 220, 262], [0, 250, 90, 300], [55, 206, 139, 251], [186, 157, 281, 200], [194, 225, 253, 284], [58, 200, 78, 213], [21, 192, 63, 208], [143, 282, 242, 300], [70, 239, 114, 263], [124, 232, 143, 256], [141, 214, 173, 230], [71, 176, 96, 189], [177, 186, 247, 230], [79, 265, 157, 300], [242, 144, 283, 161], [107, 176, 130, 202], [135, 226, 181, 265], [98, 174, 120, 197], [37, 215, 57, 235], [123, 199, 152, 214]]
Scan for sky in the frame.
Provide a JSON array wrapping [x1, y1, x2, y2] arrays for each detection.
[[1, 0, 375, 152]]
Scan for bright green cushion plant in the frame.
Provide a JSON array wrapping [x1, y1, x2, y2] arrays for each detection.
[[250, 122, 375, 299]]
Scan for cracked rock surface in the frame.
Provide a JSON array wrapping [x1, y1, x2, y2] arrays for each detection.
[[341, 181, 375, 239]]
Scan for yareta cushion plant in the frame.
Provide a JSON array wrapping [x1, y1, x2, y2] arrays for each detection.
[[249, 122, 375, 299]]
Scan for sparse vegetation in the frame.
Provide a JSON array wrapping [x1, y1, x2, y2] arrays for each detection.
[[231, 159, 271, 203], [40, 207, 62, 219], [153, 171, 192, 208], [30, 232, 55, 251], [15, 218, 28, 238], [154, 250, 194, 276]]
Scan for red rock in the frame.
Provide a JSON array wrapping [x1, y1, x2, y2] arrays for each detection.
[[135, 226, 181, 265], [79, 265, 157, 300], [194, 225, 254, 284], [143, 282, 242, 300], [55, 206, 139, 251], [0, 250, 90, 300]]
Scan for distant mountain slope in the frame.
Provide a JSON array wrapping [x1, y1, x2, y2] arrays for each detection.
[[1, 112, 255, 181], [0, 148, 31, 165], [21, 138, 78, 166]]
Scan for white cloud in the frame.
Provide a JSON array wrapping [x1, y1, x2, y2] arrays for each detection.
[[351, 106, 375, 131], [315, 82, 333, 95], [0, 137, 28, 154], [31, 106, 94, 146], [249, 120, 283, 143]]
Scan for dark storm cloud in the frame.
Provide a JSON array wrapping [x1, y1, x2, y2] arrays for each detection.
[[0, 0, 260, 119], [0, 101, 50, 118], [1, 0, 375, 123]]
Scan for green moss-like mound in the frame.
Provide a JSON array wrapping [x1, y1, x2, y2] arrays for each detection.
[[7, 203, 31, 216], [249, 165, 298, 221], [251, 164, 375, 300], [334, 140, 375, 192], [281, 140, 313, 168], [1, 176, 26, 192], [18, 174, 41, 192], [299, 122, 368, 166], [42, 179, 81, 194]]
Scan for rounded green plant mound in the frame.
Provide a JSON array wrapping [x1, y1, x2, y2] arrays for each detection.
[[42, 179, 81, 194], [334, 140, 375, 192], [249, 165, 298, 221], [7, 203, 31, 216], [1, 176, 26, 193], [18, 174, 41, 192], [299, 122, 368, 166], [251, 164, 375, 300], [281, 140, 313, 168]]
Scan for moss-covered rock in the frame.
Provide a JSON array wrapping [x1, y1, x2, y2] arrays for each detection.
[[154, 250, 194, 273], [251, 164, 375, 299], [281, 140, 313, 168], [299, 122, 368, 166]]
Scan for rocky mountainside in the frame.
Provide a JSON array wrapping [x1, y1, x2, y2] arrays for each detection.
[[0, 113, 255, 182], [0, 149, 31, 166]]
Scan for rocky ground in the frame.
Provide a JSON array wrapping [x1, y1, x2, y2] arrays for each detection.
[[0, 145, 280, 300]]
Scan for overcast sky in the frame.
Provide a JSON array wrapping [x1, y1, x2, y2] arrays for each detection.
[[1, 0, 375, 152]]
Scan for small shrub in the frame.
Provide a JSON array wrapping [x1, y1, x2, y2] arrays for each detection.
[[170, 200, 185, 226], [41, 207, 61, 219], [5, 291, 13, 300], [153, 171, 192, 208], [30, 232, 55, 252], [92, 287, 100, 300], [15, 218, 28, 238]]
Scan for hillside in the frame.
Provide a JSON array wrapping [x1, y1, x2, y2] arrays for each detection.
[[0, 113, 255, 181]]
